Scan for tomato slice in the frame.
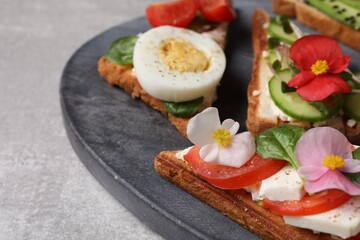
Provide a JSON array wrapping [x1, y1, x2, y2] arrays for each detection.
[[146, 0, 199, 27], [183, 145, 287, 189], [199, 0, 236, 22], [263, 189, 352, 216]]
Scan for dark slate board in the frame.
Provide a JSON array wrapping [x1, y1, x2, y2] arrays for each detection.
[[60, 1, 360, 239]]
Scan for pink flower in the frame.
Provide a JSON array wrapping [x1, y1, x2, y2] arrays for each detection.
[[288, 35, 351, 101], [296, 127, 360, 195]]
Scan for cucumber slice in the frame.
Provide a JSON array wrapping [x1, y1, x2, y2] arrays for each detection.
[[340, 0, 360, 9], [267, 49, 278, 65], [269, 69, 328, 121], [268, 22, 297, 45], [344, 93, 360, 121], [307, 0, 360, 30]]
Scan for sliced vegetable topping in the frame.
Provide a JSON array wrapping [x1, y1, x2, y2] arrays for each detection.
[[198, 0, 236, 22], [263, 189, 352, 216], [146, 0, 236, 28], [184, 145, 287, 189], [146, 0, 199, 27]]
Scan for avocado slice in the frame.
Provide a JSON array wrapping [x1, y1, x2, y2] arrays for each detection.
[[307, 0, 360, 30]]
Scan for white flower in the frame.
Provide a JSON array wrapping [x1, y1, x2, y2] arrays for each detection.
[[187, 107, 255, 168]]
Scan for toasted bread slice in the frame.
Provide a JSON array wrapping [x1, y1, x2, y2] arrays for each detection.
[[154, 150, 341, 240], [246, 8, 360, 144], [98, 19, 229, 138], [272, 0, 360, 52]]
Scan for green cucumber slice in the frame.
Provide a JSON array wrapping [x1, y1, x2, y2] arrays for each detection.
[[269, 69, 328, 121], [268, 22, 298, 45], [307, 0, 360, 30], [267, 49, 279, 65], [344, 93, 360, 121], [340, 0, 360, 9]]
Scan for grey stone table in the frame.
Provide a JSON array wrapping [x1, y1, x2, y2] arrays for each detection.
[[0, 0, 163, 239]]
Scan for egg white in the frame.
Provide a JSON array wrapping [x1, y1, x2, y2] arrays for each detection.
[[133, 25, 226, 102]]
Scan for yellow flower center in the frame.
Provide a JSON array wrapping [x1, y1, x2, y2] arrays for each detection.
[[311, 60, 329, 76], [213, 128, 231, 147], [323, 154, 345, 170]]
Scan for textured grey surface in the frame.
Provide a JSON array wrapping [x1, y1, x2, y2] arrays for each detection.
[[0, 0, 163, 239]]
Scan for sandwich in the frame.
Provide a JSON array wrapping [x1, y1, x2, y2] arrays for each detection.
[[271, 0, 360, 52], [98, 0, 236, 137], [246, 8, 360, 144], [154, 106, 360, 239]]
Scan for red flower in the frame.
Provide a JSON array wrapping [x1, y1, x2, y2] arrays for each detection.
[[288, 35, 351, 101]]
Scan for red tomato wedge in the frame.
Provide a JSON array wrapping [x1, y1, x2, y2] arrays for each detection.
[[199, 0, 236, 22], [263, 189, 352, 216], [146, 0, 199, 27], [183, 145, 287, 189]]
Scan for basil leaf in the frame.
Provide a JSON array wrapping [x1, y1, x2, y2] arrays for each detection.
[[105, 35, 138, 65], [281, 81, 296, 93], [256, 125, 305, 169], [163, 97, 204, 118], [353, 147, 360, 160], [268, 37, 281, 49], [344, 148, 360, 184], [309, 101, 329, 115], [339, 71, 353, 81], [290, 65, 300, 76], [272, 59, 282, 72], [282, 19, 293, 34]]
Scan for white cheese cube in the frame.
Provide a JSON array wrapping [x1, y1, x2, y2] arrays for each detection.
[[258, 165, 305, 201], [284, 197, 360, 239]]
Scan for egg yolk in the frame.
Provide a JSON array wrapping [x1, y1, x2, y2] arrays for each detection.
[[159, 38, 209, 72]]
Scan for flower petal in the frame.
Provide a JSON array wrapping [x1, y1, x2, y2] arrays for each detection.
[[329, 55, 351, 74], [200, 143, 219, 163], [290, 35, 343, 71], [304, 170, 360, 195], [287, 71, 315, 88], [187, 107, 221, 146], [296, 127, 352, 167], [221, 119, 240, 136], [341, 159, 360, 173], [298, 165, 329, 181], [296, 74, 351, 101], [201, 131, 255, 168]]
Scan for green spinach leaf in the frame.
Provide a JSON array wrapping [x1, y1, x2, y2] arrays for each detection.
[[163, 97, 204, 118], [105, 35, 138, 65], [345, 148, 360, 184], [353, 147, 360, 160], [256, 125, 305, 169]]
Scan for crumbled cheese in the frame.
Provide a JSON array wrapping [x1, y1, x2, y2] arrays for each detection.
[[263, 22, 269, 29], [262, 50, 269, 58], [347, 119, 357, 128], [252, 90, 260, 97], [270, 102, 294, 122]]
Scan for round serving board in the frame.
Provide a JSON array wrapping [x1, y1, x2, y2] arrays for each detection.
[[60, 0, 360, 239]]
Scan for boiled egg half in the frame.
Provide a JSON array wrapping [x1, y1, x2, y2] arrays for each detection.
[[133, 26, 226, 102]]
